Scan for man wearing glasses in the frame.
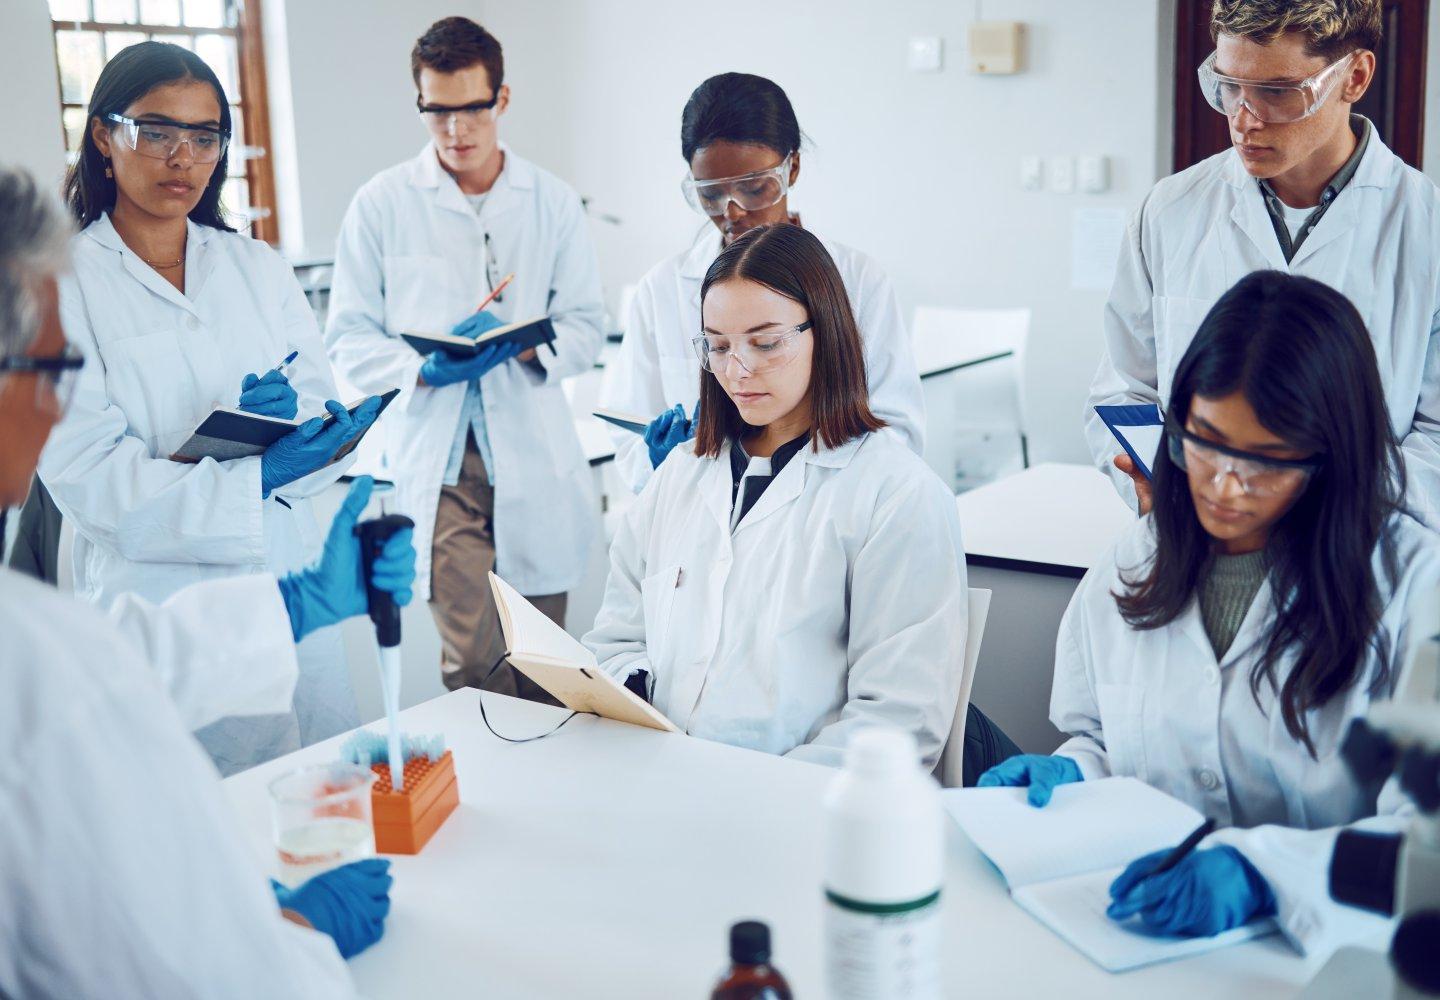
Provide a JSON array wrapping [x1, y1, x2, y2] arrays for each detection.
[[1086, 0, 1440, 527], [326, 17, 605, 698]]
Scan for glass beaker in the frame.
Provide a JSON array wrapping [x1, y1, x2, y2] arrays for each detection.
[[269, 762, 377, 887]]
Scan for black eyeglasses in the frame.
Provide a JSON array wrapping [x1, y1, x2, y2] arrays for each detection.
[[416, 95, 500, 121], [0, 352, 85, 412], [1164, 415, 1323, 497]]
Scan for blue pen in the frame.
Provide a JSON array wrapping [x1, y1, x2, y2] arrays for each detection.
[[268, 349, 299, 378]]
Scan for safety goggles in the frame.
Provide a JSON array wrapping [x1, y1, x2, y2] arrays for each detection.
[[1197, 50, 1357, 124], [1165, 418, 1322, 497], [106, 113, 229, 163], [681, 154, 792, 218], [692, 320, 811, 376], [416, 96, 499, 137], [0, 350, 85, 414]]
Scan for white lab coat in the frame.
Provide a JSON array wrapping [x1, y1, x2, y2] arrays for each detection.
[[583, 430, 967, 767], [1050, 515, 1440, 957], [326, 144, 604, 601], [1086, 130, 1440, 526], [599, 227, 926, 493], [0, 567, 359, 999], [38, 214, 356, 774]]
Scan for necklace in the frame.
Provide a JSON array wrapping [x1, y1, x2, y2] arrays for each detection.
[[142, 256, 184, 270]]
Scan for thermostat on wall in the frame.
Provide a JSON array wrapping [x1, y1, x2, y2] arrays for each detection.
[[968, 21, 1023, 75]]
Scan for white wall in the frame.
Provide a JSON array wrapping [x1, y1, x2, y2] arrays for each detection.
[[478, 0, 1170, 464], [1, 0, 66, 185]]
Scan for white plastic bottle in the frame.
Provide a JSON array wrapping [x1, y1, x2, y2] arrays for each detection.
[[823, 728, 944, 1000]]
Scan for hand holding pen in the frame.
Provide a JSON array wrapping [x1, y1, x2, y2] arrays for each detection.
[[239, 349, 300, 420]]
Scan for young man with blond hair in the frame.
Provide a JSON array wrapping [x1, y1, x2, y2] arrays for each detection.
[[1086, 0, 1440, 525]]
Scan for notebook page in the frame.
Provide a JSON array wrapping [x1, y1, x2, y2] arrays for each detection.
[[490, 573, 595, 667]]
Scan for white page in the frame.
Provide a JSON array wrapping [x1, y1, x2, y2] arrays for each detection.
[[1114, 423, 1164, 477], [942, 778, 1204, 888], [490, 573, 596, 667], [1014, 868, 1277, 972]]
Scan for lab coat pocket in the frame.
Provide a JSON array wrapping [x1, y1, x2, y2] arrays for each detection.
[[101, 329, 200, 446], [641, 563, 682, 669], [1095, 682, 1148, 783], [382, 255, 454, 335], [1152, 296, 1212, 399]]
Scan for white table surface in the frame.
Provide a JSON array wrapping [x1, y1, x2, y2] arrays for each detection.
[[956, 462, 1135, 575], [223, 692, 1321, 999]]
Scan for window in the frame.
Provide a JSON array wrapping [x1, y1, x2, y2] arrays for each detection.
[[49, 0, 280, 243]]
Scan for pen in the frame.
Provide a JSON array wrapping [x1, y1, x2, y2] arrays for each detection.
[[268, 349, 299, 378], [476, 273, 515, 313], [1134, 817, 1217, 886]]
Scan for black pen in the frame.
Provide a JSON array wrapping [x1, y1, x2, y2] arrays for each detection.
[[1137, 817, 1217, 885]]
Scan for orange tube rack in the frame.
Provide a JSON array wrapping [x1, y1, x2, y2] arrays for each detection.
[[369, 750, 459, 855]]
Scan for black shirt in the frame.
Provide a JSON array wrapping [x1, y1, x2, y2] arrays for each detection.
[[728, 432, 812, 526]]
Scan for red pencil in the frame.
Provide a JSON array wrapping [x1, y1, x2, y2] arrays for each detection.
[[476, 272, 515, 313]]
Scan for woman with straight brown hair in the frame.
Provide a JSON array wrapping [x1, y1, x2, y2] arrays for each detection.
[[583, 224, 968, 767]]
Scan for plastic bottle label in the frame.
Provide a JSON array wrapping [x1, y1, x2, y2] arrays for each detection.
[[824, 889, 941, 999]]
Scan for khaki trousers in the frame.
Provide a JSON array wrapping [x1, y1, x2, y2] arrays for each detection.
[[429, 433, 566, 702]]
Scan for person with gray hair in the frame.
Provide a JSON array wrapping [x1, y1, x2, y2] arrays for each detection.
[[0, 166, 404, 996]]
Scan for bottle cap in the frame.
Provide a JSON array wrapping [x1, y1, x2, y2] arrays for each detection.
[[729, 921, 771, 965], [846, 727, 918, 777]]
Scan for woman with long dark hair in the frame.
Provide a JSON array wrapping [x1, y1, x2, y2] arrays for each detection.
[[584, 224, 966, 767], [981, 271, 1440, 955], [38, 41, 380, 774], [597, 71, 923, 493]]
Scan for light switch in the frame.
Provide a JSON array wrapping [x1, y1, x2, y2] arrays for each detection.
[[1020, 155, 1043, 191], [1050, 156, 1075, 194], [908, 36, 944, 73], [1078, 154, 1110, 193]]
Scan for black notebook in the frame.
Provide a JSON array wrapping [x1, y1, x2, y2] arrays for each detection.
[[400, 316, 557, 358], [170, 388, 400, 464]]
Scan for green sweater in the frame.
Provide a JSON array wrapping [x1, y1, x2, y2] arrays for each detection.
[[1200, 550, 1268, 659]]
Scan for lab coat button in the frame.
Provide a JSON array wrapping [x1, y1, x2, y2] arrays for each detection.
[[1203, 665, 1219, 685], [186, 316, 199, 331], [1197, 768, 1220, 791]]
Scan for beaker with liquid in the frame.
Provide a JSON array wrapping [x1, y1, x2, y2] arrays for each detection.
[[269, 762, 377, 886]]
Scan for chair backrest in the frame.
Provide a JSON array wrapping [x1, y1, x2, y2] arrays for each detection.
[[938, 587, 992, 787], [910, 307, 1031, 433]]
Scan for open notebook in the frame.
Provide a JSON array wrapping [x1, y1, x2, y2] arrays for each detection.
[[943, 778, 1276, 972], [401, 316, 557, 358], [489, 573, 677, 733], [1095, 404, 1164, 480], [170, 388, 399, 464]]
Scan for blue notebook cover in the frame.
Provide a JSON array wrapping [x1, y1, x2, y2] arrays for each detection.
[[1096, 403, 1164, 480]]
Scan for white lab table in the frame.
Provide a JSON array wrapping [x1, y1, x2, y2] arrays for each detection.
[[955, 463, 1134, 753], [222, 692, 1320, 999]]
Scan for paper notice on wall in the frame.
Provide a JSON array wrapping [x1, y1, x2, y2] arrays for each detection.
[[1070, 207, 1128, 291]]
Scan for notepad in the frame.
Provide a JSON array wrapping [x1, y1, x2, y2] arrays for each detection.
[[592, 408, 651, 436], [942, 778, 1277, 971], [170, 388, 399, 464], [489, 573, 678, 734], [401, 316, 557, 358], [1096, 403, 1164, 480]]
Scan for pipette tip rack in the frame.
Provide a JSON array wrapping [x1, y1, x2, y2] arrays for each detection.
[[369, 750, 459, 855]]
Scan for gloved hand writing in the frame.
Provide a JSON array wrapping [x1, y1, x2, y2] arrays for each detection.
[[419, 311, 519, 388], [272, 858, 393, 959], [1106, 845, 1276, 936], [261, 396, 381, 497], [976, 754, 1083, 807], [238, 369, 298, 420], [276, 476, 415, 642], [644, 402, 696, 469]]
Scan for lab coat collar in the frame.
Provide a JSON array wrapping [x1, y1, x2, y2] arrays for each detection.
[[410, 141, 535, 220], [1219, 117, 1394, 194], [721, 432, 869, 536], [82, 212, 214, 316], [1174, 572, 1275, 670], [679, 227, 725, 280]]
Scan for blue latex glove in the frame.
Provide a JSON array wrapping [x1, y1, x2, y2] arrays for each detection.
[[276, 476, 415, 641], [261, 396, 382, 497], [238, 369, 298, 419], [1106, 845, 1276, 937], [643, 402, 696, 469], [419, 311, 520, 388], [976, 754, 1083, 807], [272, 858, 392, 959]]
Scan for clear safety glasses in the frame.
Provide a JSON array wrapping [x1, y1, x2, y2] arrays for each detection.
[[1197, 50, 1357, 124], [1166, 419, 1322, 497], [691, 320, 812, 376], [416, 96, 499, 137], [106, 113, 229, 163], [0, 350, 85, 414], [681, 154, 792, 218]]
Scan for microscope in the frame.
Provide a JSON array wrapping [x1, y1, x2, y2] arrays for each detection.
[[1302, 585, 1440, 998]]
